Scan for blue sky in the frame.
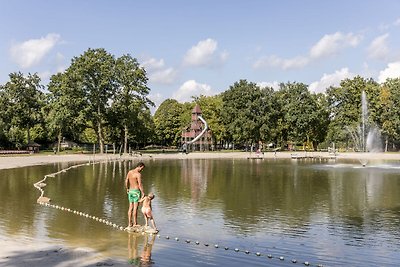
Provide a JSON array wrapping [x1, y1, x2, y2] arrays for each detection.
[[1, 0, 400, 109]]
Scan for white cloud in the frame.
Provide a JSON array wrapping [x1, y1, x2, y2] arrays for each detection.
[[55, 52, 66, 73], [309, 68, 355, 93], [378, 61, 400, 83], [257, 81, 280, 90], [10, 33, 61, 68], [253, 55, 309, 70], [142, 57, 177, 84], [172, 80, 213, 102], [148, 68, 178, 84], [183, 38, 227, 67], [367, 33, 389, 60], [394, 18, 400, 26], [142, 57, 165, 71], [310, 32, 362, 59], [253, 31, 361, 70], [219, 50, 229, 62], [148, 92, 164, 113]]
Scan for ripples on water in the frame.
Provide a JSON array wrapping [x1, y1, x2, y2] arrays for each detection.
[[1, 158, 400, 266]]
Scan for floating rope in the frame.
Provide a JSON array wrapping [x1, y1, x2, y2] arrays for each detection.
[[34, 158, 325, 267]]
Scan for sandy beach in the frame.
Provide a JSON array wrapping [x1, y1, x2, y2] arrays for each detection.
[[1, 151, 400, 266]]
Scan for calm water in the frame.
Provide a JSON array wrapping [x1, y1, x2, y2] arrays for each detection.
[[1, 158, 400, 266]]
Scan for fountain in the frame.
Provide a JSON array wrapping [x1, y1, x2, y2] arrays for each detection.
[[347, 91, 382, 166]]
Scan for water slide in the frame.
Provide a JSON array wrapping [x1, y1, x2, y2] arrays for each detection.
[[188, 115, 208, 144], [182, 115, 208, 152]]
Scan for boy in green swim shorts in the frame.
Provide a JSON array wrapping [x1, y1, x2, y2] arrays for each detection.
[[125, 162, 145, 228], [128, 189, 141, 203]]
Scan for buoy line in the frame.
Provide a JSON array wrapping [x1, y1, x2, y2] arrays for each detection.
[[34, 159, 325, 267]]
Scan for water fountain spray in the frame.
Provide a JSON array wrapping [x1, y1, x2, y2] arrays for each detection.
[[347, 91, 382, 166]]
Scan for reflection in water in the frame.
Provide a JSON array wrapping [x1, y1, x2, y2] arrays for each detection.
[[128, 234, 155, 266], [180, 159, 209, 201], [141, 235, 155, 266], [1, 158, 400, 266]]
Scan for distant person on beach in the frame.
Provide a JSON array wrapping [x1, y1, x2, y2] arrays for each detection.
[[125, 162, 145, 228], [139, 192, 157, 231]]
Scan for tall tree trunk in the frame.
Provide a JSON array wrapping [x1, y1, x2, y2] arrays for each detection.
[[97, 105, 104, 154], [27, 127, 31, 144], [124, 124, 128, 154], [57, 130, 62, 152], [98, 120, 104, 154], [385, 137, 388, 152]]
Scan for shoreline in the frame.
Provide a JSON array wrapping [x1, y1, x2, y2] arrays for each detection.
[[1, 151, 400, 170]]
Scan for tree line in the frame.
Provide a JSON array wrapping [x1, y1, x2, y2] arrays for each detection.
[[1, 48, 400, 152], [154, 77, 400, 152]]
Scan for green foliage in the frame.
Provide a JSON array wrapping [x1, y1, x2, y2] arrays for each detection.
[[46, 72, 86, 151], [109, 54, 154, 152], [221, 80, 278, 144], [378, 78, 400, 148], [66, 48, 117, 152], [154, 99, 185, 146], [1, 47, 400, 152], [0, 72, 45, 147], [46, 49, 153, 153], [326, 76, 379, 146], [276, 82, 329, 149]]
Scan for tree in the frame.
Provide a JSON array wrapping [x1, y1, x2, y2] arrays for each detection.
[[1, 72, 45, 147], [377, 78, 400, 151], [276, 82, 324, 149], [111, 54, 153, 153], [308, 93, 330, 150], [326, 76, 379, 149], [153, 99, 185, 147], [65, 48, 117, 153], [221, 79, 275, 148], [46, 72, 86, 152]]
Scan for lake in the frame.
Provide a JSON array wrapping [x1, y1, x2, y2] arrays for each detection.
[[1, 157, 400, 266]]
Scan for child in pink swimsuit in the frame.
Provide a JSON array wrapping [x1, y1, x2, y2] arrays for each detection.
[[139, 193, 157, 231]]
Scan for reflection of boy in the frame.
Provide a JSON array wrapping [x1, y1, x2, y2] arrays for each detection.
[[139, 193, 157, 230], [127, 234, 140, 265]]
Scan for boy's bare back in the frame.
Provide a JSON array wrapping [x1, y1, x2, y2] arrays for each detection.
[[126, 169, 141, 190]]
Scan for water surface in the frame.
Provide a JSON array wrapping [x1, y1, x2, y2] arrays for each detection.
[[1, 158, 400, 266]]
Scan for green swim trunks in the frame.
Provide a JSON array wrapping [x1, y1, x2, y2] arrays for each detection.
[[128, 189, 141, 203]]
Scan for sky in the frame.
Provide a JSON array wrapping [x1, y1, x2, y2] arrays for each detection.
[[1, 0, 400, 110]]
